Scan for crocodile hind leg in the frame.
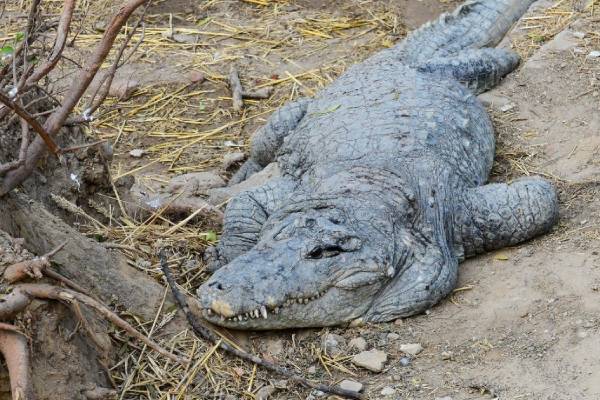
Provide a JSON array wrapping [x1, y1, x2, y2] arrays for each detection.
[[204, 178, 296, 271], [418, 48, 520, 94], [229, 99, 310, 184], [454, 177, 558, 259]]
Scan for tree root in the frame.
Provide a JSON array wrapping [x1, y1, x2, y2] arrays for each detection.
[[0, 323, 34, 400], [159, 251, 364, 400], [3, 241, 66, 283], [0, 284, 189, 365]]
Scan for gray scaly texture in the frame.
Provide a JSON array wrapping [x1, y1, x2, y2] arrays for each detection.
[[198, 0, 558, 329]]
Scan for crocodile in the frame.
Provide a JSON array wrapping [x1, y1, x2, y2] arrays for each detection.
[[197, 0, 559, 329]]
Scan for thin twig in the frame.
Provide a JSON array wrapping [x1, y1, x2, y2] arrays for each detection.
[[159, 251, 364, 400], [229, 65, 244, 113]]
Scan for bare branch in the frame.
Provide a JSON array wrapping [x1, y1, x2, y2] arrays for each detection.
[[24, 0, 76, 88], [0, 91, 61, 155]]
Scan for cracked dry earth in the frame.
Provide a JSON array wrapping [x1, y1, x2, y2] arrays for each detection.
[[232, 2, 600, 400]]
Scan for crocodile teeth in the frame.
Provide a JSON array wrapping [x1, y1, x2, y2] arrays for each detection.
[[261, 305, 268, 319], [254, 309, 259, 318], [303, 298, 309, 304], [207, 309, 212, 315], [274, 307, 279, 314]]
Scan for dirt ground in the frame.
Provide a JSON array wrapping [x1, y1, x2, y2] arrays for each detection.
[[2, 0, 600, 399]]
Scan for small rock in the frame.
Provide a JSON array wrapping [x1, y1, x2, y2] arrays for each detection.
[[399, 357, 411, 367], [222, 152, 246, 171], [265, 338, 284, 356], [188, 70, 206, 84], [380, 386, 396, 396], [129, 148, 146, 158], [441, 351, 453, 360], [256, 385, 276, 400], [321, 333, 346, 356], [399, 343, 423, 356], [500, 103, 515, 112], [109, 78, 139, 99], [394, 318, 404, 326], [435, 397, 453, 400], [587, 50, 600, 59], [339, 380, 363, 393], [387, 333, 400, 341], [572, 31, 586, 39], [348, 337, 367, 352], [352, 349, 388, 372], [308, 366, 317, 374]]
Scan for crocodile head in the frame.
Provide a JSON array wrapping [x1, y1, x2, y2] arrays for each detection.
[[197, 169, 417, 329]]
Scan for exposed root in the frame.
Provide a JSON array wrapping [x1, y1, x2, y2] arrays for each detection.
[[0, 284, 189, 365], [159, 251, 365, 400], [3, 241, 66, 283], [0, 324, 34, 400]]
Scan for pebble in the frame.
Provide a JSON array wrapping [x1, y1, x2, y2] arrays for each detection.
[[387, 333, 400, 341], [129, 149, 146, 158], [587, 50, 600, 59], [308, 366, 317, 374], [265, 338, 284, 356], [435, 397, 453, 400], [321, 333, 346, 356], [500, 103, 515, 112], [256, 385, 276, 400], [441, 351, 453, 360], [352, 349, 388, 372], [399, 357, 411, 367], [339, 380, 363, 393], [348, 337, 367, 352], [380, 386, 396, 396], [572, 31, 586, 39], [399, 343, 423, 356]]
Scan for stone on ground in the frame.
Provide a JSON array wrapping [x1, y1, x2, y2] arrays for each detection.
[[352, 349, 388, 372], [339, 380, 363, 393]]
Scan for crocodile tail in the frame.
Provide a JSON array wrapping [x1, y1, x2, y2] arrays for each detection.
[[401, 0, 536, 66]]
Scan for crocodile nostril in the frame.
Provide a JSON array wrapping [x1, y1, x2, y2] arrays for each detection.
[[208, 281, 224, 291]]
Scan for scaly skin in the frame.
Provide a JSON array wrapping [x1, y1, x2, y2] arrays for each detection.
[[198, 0, 558, 329]]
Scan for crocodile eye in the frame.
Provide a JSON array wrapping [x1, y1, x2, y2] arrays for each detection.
[[306, 245, 343, 259]]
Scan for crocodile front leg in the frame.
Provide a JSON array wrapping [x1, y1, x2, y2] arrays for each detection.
[[417, 48, 521, 94], [204, 178, 296, 271], [454, 177, 558, 259], [230, 99, 310, 184]]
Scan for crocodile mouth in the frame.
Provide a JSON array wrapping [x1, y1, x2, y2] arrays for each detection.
[[199, 289, 329, 325]]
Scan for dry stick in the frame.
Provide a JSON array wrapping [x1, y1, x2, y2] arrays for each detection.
[[229, 65, 244, 113], [13, 283, 189, 365], [0, 0, 151, 196], [159, 252, 364, 400], [0, 324, 35, 400], [0, 91, 62, 156]]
